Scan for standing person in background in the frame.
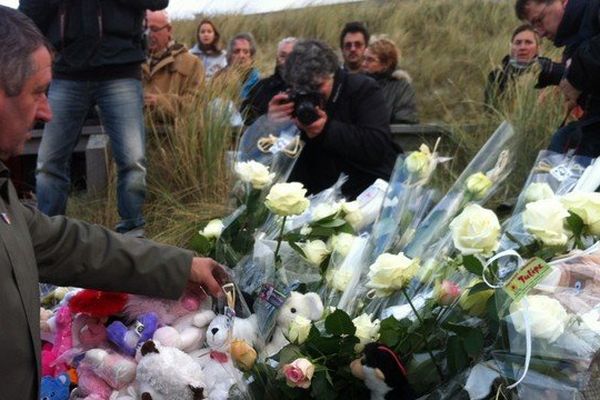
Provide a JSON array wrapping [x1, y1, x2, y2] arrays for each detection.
[[340, 21, 370, 73], [215, 33, 261, 101], [516, 0, 600, 156], [143, 10, 204, 121], [190, 19, 227, 79], [242, 37, 298, 125], [19, 0, 165, 237], [361, 37, 418, 124]]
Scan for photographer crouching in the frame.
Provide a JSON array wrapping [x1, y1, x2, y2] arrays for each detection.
[[268, 40, 399, 200]]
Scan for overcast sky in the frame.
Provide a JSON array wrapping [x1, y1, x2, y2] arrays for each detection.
[[0, 0, 362, 19]]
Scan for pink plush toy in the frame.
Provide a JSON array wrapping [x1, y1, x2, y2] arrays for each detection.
[[42, 305, 74, 376], [76, 348, 137, 399]]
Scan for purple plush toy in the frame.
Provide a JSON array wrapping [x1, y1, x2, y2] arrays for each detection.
[[106, 312, 159, 356]]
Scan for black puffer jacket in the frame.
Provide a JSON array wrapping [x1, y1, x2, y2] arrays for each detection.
[[20, 0, 168, 76], [288, 69, 398, 200]]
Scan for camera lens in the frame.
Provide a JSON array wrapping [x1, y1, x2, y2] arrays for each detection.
[[295, 100, 320, 125]]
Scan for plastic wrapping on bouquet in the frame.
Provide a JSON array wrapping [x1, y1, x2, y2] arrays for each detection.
[[254, 280, 299, 343]]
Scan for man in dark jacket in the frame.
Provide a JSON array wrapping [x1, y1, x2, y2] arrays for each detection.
[[19, 0, 168, 237], [268, 40, 398, 200], [516, 0, 600, 156], [0, 7, 224, 399], [242, 37, 297, 126]]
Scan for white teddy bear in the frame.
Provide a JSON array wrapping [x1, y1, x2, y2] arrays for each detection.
[[134, 340, 206, 400], [262, 291, 324, 358], [191, 313, 258, 400], [153, 309, 216, 353]]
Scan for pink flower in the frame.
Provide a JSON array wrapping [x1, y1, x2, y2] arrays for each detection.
[[437, 280, 461, 306], [282, 358, 315, 389]]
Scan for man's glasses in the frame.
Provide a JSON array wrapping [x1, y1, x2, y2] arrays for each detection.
[[148, 24, 169, 33], [530, 4, 549, 29], [343, 41, 365, 50]]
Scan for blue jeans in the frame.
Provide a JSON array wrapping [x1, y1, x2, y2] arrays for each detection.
[[36, 78, 146, 232], [548, 122, 580, 154]]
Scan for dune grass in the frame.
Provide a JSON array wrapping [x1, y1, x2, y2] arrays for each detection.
[[66, 0, 569, 244]]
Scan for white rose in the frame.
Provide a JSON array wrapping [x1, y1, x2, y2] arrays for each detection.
[[405, 144, 432, 179], [524, 182, 554, 204], [509, 295, 569, 343], [301, 240, 330, 265], [312, 202, 342, 221], [449, 204, 500, 256], [330, 269, 353, 291], [200, 219, 224, 239], [366, 252, 419, 297], [352, 314, 380, 352], [342, 201, 363, 230], [300, 225, 312, 236], [465, 172, 493, 200], [234, 160, 275, 189], [265, 182, 310, 216], [522, 198, 569, 246], [327, 233, 356, 257], [286, 315, 312, 344], [561, 192, 600, 235]]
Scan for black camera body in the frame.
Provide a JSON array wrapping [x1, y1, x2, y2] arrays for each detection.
[[535, 57, 566, 88], [287, 89, 324, 126]]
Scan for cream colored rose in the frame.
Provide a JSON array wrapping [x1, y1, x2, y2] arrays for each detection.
[[522, 198, 569, 246], [265, 182, 310, 216], [561, 192, 600, 235], [330, 269, 353, 291], [286, 315, 312, 344], [405, 144, 432, 179], [234, 160, 275, 189], [449, 204, 500, 256], [352, 313, 380, 352], [342, 201, 363, 229], [509, 295, 569, 343], [301, 240, 330, 265], [524, 182, 554, 204], [200, 219, 224, 239], [312, 202, 342, 221], [327, 233, 356, 257], [366, 252, 419, 297], [465, 172, 493, 200]]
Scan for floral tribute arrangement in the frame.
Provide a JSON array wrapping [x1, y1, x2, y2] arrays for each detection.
[[38, 119, 600, 399]]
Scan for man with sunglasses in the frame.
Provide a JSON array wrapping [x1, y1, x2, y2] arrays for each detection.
[[19, 0, 168, 237], [516, 0, 600, 156], [340, 21, 370, 73], [143, 10, 204, 121]]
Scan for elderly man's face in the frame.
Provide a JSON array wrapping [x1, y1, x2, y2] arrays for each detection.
[[231, 39, 253, 67], [147, 12, 172, 54], [524, 0, 565, 40], [342, 32, 367, 71], [0, 46, 52, 160], [276, 41, 295, 67]]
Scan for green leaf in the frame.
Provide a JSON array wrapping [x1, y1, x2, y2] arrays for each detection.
[[463, 328, 484, 357], [462, 255, 483, 276], [325, 309, 356, 336], [277, 344, 304, 364], [287, 240, 307, 259], [566, 211, 585, 237], [189, 233, 212, 255], [468, 281, 492, 296], [316, 218, 348, 229], [310, 370, 336, 400], [446, 335, 468, 375]]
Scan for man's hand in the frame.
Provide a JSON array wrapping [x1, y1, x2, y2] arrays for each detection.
[[268, 92, 294, 123], [295, 107, 327, 138], [188, 257, 229, 297], [559, 78, 582, 112], [144, 93, 158, 108]]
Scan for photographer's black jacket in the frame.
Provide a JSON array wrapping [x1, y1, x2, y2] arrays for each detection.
[[289, 69, 398, 200], [19, 0, 168, 80]]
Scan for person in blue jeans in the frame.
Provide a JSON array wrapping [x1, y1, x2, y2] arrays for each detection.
[[19, 0, 169, 236]]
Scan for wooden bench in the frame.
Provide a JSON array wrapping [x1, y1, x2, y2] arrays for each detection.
[[19, 124, 111, 194]]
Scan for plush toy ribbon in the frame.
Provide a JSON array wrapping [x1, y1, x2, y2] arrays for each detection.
[[482, 249, 531, 390]]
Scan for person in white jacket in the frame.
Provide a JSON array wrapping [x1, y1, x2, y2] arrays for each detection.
[[190, 19, 227, 79]]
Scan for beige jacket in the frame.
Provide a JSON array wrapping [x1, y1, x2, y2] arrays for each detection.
[[143, 44, 204, 119]]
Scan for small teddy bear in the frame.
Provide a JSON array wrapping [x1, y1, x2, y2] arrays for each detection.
[[262, 291, 324, 358], [153, 309, 216, 353], [135, 340, 206, 400], [40, 372, 70, 400]]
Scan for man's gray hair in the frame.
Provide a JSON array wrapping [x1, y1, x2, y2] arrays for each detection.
[[0, 6, 51, 97], [283, 40, 340, 90], [277, 37, 298, 51], [227, 32, 257, 64]]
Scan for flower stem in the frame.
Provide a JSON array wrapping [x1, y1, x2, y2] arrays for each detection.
[[402, 288, 444, 382], [274, 216, 287, 264]]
